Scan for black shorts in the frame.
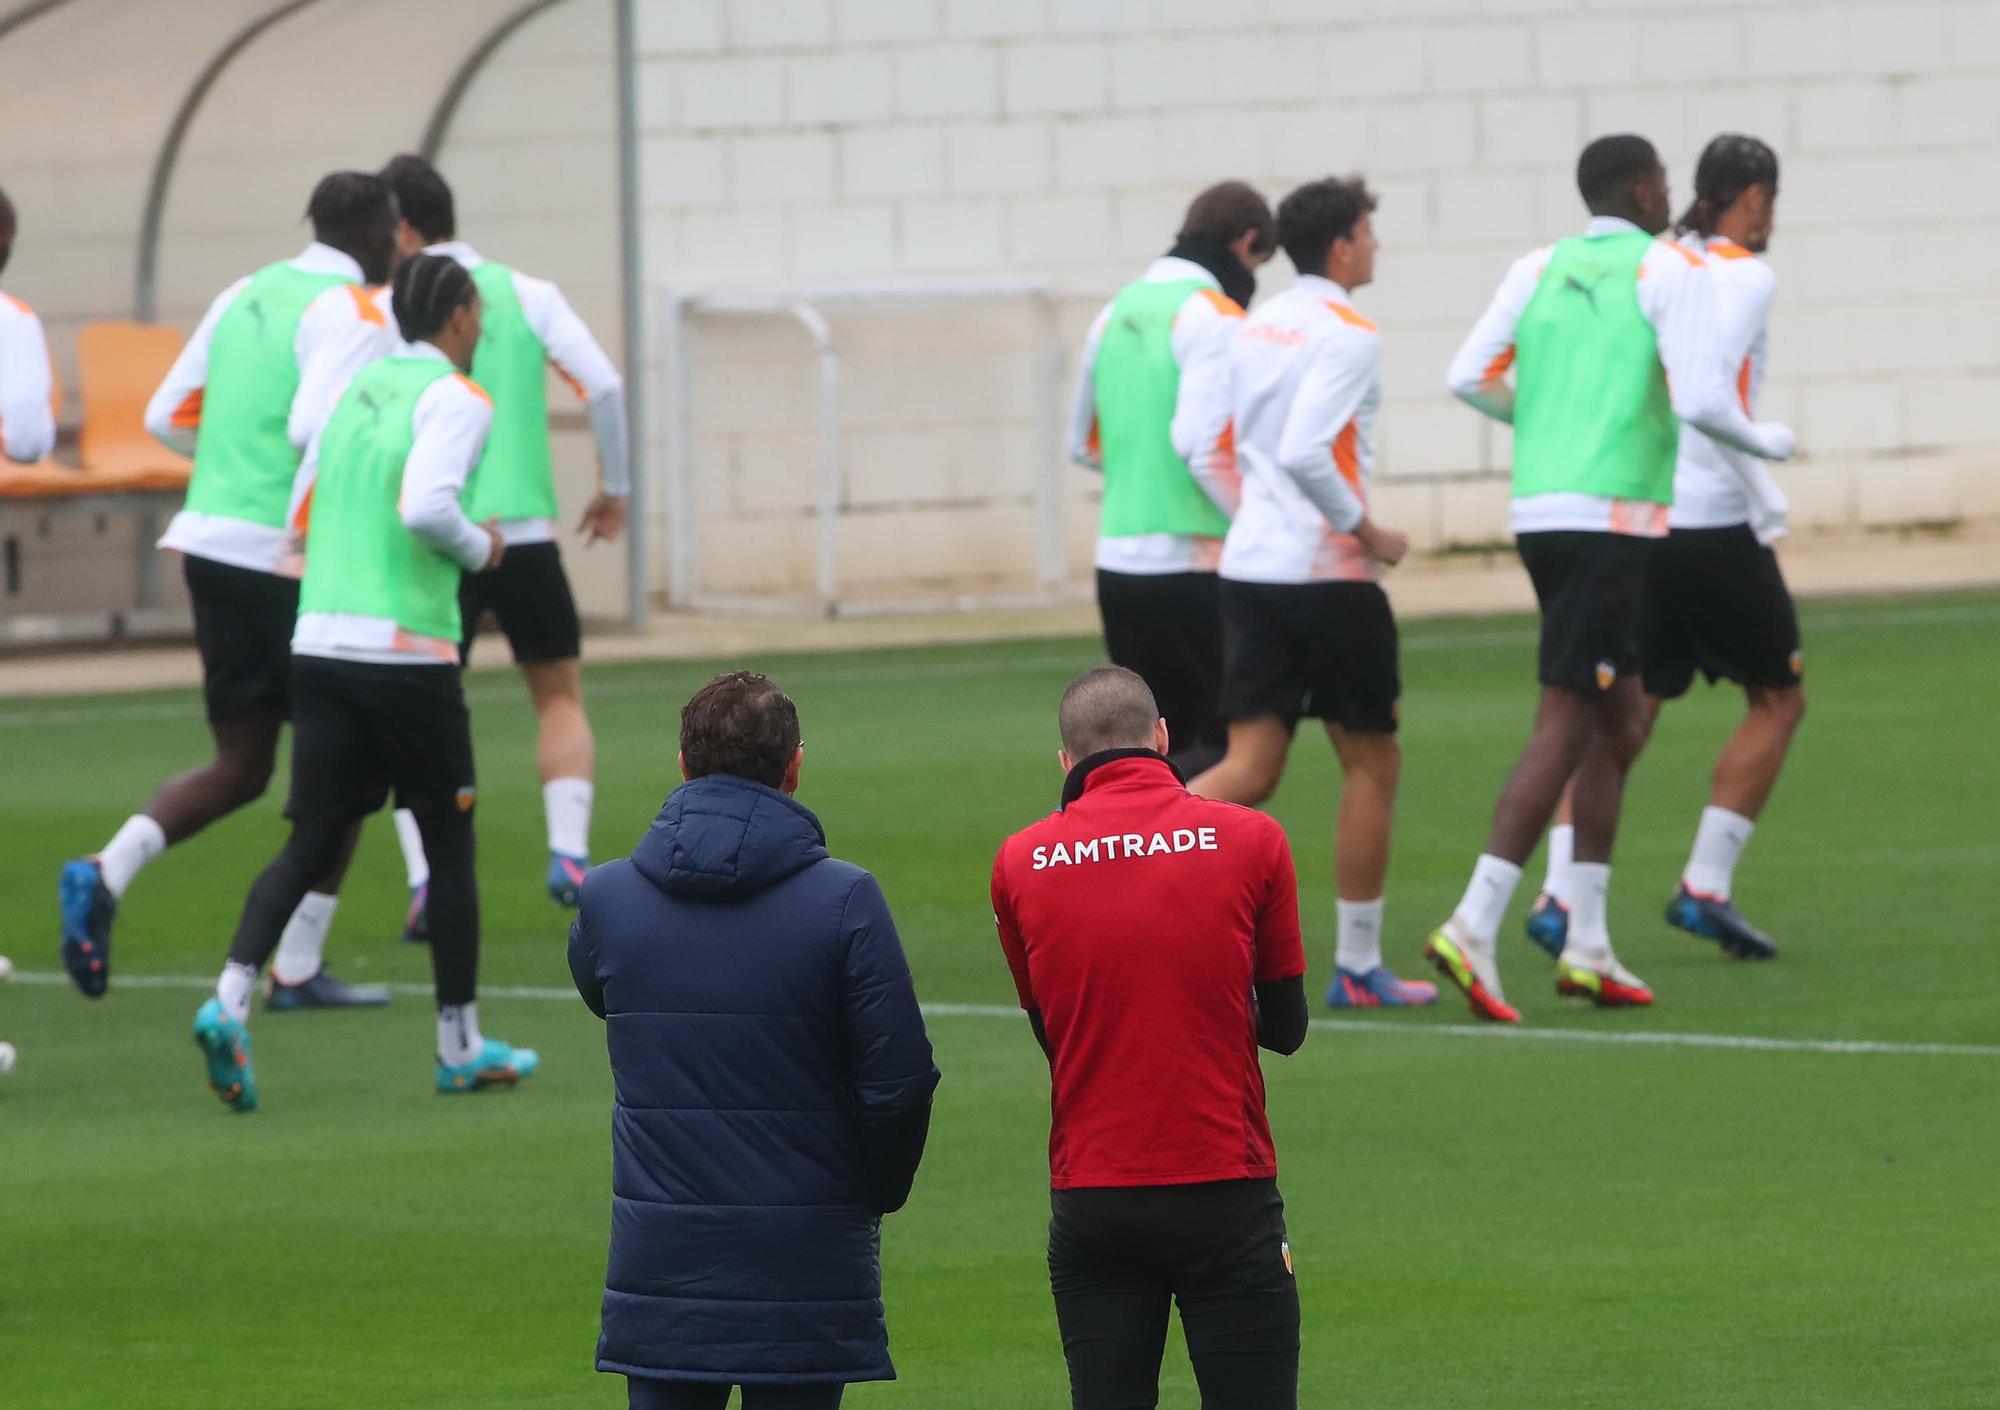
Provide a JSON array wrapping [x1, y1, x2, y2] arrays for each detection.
[[1096, 569, 1226, 764], [1641, 524, 1803, 700], [185, 554, 299, 722], [286, 657, 476, 823], [1516, 531, 1656, 694], [459, 540, 581, 665], [1049, 1178, 1299, 1410], [1217, 579, 1399, 733]]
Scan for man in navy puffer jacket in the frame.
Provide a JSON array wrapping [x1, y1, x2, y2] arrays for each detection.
[[569, 671, 941, 1410]]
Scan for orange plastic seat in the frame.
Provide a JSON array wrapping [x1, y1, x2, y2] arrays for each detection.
[[76, 321, 191, 491]]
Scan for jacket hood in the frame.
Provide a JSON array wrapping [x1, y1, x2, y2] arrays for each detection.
[[631, 773, 829, 901]]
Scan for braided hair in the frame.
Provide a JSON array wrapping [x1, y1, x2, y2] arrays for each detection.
[[390, 252, 475, 345], [1678, 133, 1779, 239]]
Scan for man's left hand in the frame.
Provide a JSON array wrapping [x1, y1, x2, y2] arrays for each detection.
[[578, 493, 628, 547]]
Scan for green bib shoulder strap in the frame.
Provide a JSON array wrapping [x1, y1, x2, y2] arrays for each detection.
[[463, 262, 557, 523], [1093, 277, 1234, 542], [300, 357, 467, 642], [185, 262, 356, 528], [1510, 231, 1680, 506]]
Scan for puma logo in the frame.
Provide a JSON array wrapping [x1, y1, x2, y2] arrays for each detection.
[[1562, 274, 1601, 312]]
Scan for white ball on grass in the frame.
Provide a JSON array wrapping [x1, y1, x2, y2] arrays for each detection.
[[0, 953, 13, 982], [0, 1042, 16, 1076]]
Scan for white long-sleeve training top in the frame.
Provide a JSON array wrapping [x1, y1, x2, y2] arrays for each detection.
[[1067, 255, 1243, 574], [1446, 216, 1794, 539], [291, 341, 495, 667], [1221, 275, 1385, 585], [383, 240, 629, 547], [149, 242, 400, 574], [1672, 233, 1788, 540], [0, 290, 56, 465]]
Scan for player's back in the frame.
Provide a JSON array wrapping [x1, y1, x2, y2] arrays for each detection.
[[1672, 237, 1775, 528], [0, 289, 55, 464]]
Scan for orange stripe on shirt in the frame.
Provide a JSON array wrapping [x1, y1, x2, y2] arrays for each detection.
[[1737, 356, 1753, 414], [1481, 347, 1516, 380], [1331, 421, 1363, 497], [453, 373, 492, 405], [1322, 302, 1379, 333], [1, 292, 33, 316], [553, 362, 588, 402], [1662, 240, 1706, 268], [171, 389, 204, 428], [1707, 239, 1754, 261], [1195, 288, 1245, 317], [347, 284, 387, 326]]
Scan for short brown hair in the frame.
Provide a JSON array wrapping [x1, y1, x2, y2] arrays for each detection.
[[1276, 175, 1378, 274], [1178, 180, 1276, 257], [680, 672, 801, 790], [1058, 666, 1160, 759]]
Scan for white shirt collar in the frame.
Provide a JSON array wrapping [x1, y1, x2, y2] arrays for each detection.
[[1293, 273, 1354, 304], [1143, 255, 1220, 290], [424, 239, 485, 270], [293, 242, 365, 281], [402, 339, 453, 365], [1584, 215, 1646, 239]]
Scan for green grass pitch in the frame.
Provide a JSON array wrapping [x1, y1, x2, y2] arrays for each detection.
[[3, 590, 1998, 1408]]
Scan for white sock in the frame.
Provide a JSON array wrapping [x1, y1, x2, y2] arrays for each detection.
[[98, 814, 167, 898], [1334, 898, 1386, 974], [1541, 824, 1575, 906], [1684, 806, 1754, 899], [438, 1002, 483, 1067], [216, 962, 257, 1024], [392, 808, 430, 889], [269, 891, 339, 986], [544, 777, 593, 859], [1567, 862, 1612, 956], [1450, 854, 1522, 948]]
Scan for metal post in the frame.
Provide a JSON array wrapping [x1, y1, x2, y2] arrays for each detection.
[[614, 0, 649, 630], [788, 302, 841, 615], [660, 289, 696, 608], [1030, 290, 1065, 591]]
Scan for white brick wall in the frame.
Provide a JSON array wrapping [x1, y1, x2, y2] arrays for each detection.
[[630, 0, 2000, 601]]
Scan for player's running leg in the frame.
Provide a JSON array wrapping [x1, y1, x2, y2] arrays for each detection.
[[1187, 716, 1291, 808], [61, 709, 279, 997], [1667, 682, 1803, 959], [263, 822, 389, 1010], [525, 657, 595, 907], [1526, 792, 1576, 959], [1323, 726, 1435, 1009], [419, 800, 537, 1094], [1554, 676, 1656, 1007], [1426, 684, 1601, 1023], [195, 808, 356, 1112], [392, 806, 431, 942]]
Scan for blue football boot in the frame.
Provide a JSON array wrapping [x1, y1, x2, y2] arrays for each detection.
[[58, 858, 117, 998], [1326, 966, 1440, 1009], [264, 968, 391, 1011], [192, 998, 257, 1113], [546, 852, 589, 908], [437, 1037, 540, 1094], [1666, 885, 1778, 960], [1524, 892, 1570, 960]]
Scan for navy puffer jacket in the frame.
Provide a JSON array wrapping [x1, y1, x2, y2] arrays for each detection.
[[569, 773, 940, 1386]]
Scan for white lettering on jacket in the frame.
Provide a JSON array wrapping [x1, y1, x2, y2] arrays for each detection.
[[1030, 827, 1219, 871]]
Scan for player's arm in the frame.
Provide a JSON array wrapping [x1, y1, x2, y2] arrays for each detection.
[[523, 275, 631, 544], [1251, 822, 1308, 1056], [1706, 261, 1792, 541], [1445, 252, 1539, 424], [838, 872, 941, 1216], [143, 279, 244, 456], [992, 849, 1051, 1059], [289, 285, 395, 452], [0, 304, 55, 464], [1065, 304, 1111, 471], [1651, 252, 1794, 463], [1169, 291, 1244, 517], [402, 375, 502, 570], [1276, 326, 1406, 565]]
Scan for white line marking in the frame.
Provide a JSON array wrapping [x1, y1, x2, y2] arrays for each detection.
[[3, 599, 1995, 730], [11, 972, 1999, 1059]]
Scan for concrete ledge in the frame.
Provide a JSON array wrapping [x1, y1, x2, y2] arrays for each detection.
[[3, 520, 1995, 700]]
